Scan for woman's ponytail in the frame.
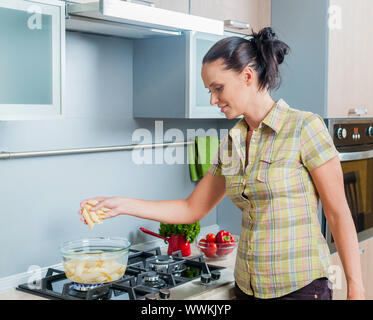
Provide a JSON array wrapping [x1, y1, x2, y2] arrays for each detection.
[[250, 27, 290, 91]]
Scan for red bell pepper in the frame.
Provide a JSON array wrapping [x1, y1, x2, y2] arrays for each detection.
[[215, 230, 235, 256]]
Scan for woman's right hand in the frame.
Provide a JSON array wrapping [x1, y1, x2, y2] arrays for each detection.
[[78, 196, 128, 224]]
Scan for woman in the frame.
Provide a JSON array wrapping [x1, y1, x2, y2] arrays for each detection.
[[79, 27, 365, 300]]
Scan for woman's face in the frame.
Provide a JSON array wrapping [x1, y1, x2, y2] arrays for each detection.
[[201, 58, 254, 119]]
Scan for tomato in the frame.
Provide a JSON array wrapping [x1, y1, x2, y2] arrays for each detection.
[[205, 233, 216, 243], [198, 238, 208, 247], [204, 242, 217, 258]]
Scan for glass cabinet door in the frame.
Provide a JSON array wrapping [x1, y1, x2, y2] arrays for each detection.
[[0, 0, 64, 120], [188, 31, 245, 118], [188, 31, 225, 118]]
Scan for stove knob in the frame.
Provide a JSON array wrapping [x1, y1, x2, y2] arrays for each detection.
[[201, 273, 211, 285], [336, 128, 347, 140], [368, 126, 373, 137], [145, 293, 158, 300], [211, 270, 221, 280], [159, 288, 170, 300]]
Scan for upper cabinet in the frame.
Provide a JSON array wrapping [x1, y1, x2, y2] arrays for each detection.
[[133, 31, 245, 119], [327, 0, 373, 118], [271, 0, 373, 119], [0, 0, 65, 120], [190, 0, 271, 35]]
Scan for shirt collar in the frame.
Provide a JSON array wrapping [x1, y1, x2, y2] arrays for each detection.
[[229, 98, 289, 138]]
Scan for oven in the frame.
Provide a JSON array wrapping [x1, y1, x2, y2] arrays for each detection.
[[325, 119, 373, 253]]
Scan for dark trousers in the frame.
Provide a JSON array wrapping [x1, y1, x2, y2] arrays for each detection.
[[234, 278, 333, 300]]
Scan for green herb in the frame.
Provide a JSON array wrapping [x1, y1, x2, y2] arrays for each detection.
[[159, 222, 200, 243]]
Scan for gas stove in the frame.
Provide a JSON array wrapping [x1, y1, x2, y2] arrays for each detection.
[[16, 246, 229, 300]]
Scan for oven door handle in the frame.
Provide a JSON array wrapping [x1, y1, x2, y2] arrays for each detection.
[[339, 149, 373, 162]]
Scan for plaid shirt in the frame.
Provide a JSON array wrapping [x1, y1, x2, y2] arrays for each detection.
[[209, 99, 339, 299]]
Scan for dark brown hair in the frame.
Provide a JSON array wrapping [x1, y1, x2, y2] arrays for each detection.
[[202, 27, 290, 91]]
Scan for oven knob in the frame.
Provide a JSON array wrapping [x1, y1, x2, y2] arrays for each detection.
[[201, 273, 211, 285], [145, 293, 158, 300], [159, 289, 170, 300], [336, 128, 347, 140], [211, 270, 221, 280], [368, 126, 373, 137]]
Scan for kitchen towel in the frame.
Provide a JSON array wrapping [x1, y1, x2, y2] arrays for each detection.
[[188, 136, 219, 182]]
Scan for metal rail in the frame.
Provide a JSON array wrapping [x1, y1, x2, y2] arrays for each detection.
[[0, 141, 194, 160]]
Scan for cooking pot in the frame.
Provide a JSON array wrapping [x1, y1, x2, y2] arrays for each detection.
[[60, 237, 131, 284], [139, 227, 191, 257]]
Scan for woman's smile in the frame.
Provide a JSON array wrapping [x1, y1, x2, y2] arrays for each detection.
[[219, 105, 228, 113]]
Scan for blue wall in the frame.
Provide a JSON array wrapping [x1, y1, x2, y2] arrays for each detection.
[[0, 32, 242, 278]]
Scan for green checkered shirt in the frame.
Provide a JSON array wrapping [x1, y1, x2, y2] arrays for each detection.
[[210, 99, 339, 299]]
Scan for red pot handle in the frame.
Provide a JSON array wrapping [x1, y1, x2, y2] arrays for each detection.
[[139, 227, 169, 242]]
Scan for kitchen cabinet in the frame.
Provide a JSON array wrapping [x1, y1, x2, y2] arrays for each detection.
[[271, 0, 373, 118], [327, 0, 373, 118], [0, 0, 65, 120], [330, 237, 373, 300], [133, 31, 244, 119], [190, 0, 271, 35]]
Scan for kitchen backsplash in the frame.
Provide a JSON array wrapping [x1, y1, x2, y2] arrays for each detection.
[[0, 31, 240, 278]]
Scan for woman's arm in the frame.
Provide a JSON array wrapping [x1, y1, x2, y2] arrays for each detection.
[[309, 155, 365, 300], [80, 172, 226, 225]]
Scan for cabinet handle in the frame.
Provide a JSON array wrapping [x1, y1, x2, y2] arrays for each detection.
[[359, 247, 365, 255], [348, 108, 368, 116], [224, 20, 250, 30]]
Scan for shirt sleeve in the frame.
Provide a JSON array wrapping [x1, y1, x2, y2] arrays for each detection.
[[300, 113, 339, 171]]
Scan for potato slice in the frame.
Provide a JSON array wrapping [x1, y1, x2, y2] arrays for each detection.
[[82, 207, 94, 229], [89, 210, 102, 224], [81, 201, 110, 229], [87, 200, 99, 206]]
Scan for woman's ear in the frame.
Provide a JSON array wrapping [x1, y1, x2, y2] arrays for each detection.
[[241, 66, 254, 86]]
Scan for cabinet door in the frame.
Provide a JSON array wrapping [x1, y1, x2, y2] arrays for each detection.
[[187, 31, 247, 119], [365, 237, 373, 299], [327, 0, 373, 118], [190, 0, 271, 35], [0, 0, 65, 120], [330, 239, 368, 300], [187, 31, 226, 118]]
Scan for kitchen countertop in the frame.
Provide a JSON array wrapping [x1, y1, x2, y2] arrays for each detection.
[[0, 239, 237, 300]]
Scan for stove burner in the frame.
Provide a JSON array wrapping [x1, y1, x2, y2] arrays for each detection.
[[144, 271, 160, 282], [67, 282, 111, 300], [147, 255, 175, 266], [141, 271, 166, 289], [145, 255, 187, 276], [72, 282, 104, 292]]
